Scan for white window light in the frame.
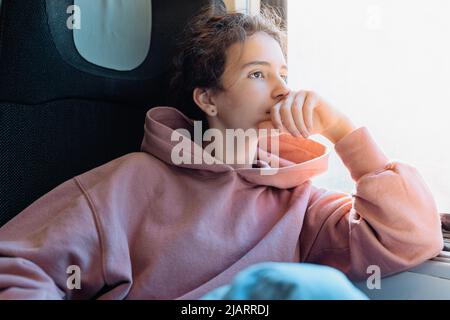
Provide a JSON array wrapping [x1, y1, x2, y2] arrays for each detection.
[[288, 0, 450, 213]]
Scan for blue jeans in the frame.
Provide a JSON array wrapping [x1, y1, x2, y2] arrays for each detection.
[[201, 262, 368, 300]]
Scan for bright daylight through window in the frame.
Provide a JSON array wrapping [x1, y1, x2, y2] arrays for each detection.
[[288, 0, 450, 213]]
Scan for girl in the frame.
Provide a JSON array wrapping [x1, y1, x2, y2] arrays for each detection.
[[0, 5, 442, 299]]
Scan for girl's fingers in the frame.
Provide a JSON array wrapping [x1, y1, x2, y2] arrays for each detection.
[[271, 101, 284, 132], [303, 92, 317, 133], [292, 91, 309, 138], [280, 95, 302, 137], [271, 90, 316, 139]]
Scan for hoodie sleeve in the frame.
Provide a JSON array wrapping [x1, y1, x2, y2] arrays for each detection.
[[0, 178, 105, 299], [299, 127, 443, 280]]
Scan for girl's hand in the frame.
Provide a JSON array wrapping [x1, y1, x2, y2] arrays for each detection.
[[269, 90, 356, 144]]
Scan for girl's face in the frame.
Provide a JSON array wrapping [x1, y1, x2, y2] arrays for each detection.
[[207, 31, 290, 131]]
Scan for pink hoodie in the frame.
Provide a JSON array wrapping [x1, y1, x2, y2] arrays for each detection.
[[0, 106, 443, 299]]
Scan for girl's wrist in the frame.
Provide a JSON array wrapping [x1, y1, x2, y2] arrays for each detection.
[[322, 117, 357, 144]]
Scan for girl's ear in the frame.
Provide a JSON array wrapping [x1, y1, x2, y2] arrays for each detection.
[[193, 88, 218, 116]]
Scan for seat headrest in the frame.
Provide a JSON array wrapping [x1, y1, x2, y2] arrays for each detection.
[[44, 0, 201, 81], [72, 0, 152, 71], [0, 0, 224, 104]]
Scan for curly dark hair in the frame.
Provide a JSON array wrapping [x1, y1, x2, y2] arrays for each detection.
[[169, 4, 287, 125]]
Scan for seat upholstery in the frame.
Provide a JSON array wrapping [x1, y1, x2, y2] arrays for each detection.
[[0, 0, 225, 226]]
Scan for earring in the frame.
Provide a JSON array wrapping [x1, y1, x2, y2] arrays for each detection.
[[208, 107, 217, 116]]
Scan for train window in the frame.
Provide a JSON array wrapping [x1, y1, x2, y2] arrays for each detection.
[[289, 0, 450, 212]]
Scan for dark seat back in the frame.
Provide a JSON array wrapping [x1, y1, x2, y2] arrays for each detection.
[[0, 0, 225, 226]]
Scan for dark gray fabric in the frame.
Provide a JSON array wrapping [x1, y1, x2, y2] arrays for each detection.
[[0, 0, 218, 103], [0, 0, 225, 226], [0, 100, 149, 226]]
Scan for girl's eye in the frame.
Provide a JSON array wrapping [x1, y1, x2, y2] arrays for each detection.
[[281, 75, 288, 83], [249, 71, 264, 79]]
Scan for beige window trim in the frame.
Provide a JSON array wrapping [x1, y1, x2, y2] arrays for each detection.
[[223, 0, 261, 15]]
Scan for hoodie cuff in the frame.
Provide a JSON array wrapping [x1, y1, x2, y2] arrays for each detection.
[[334, 127, 389, 181]]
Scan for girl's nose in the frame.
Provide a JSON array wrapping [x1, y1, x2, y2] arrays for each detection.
[[272, 78, 290, 100]]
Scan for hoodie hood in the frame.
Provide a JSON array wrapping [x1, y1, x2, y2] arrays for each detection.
[[141, 107, 330, 189]]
